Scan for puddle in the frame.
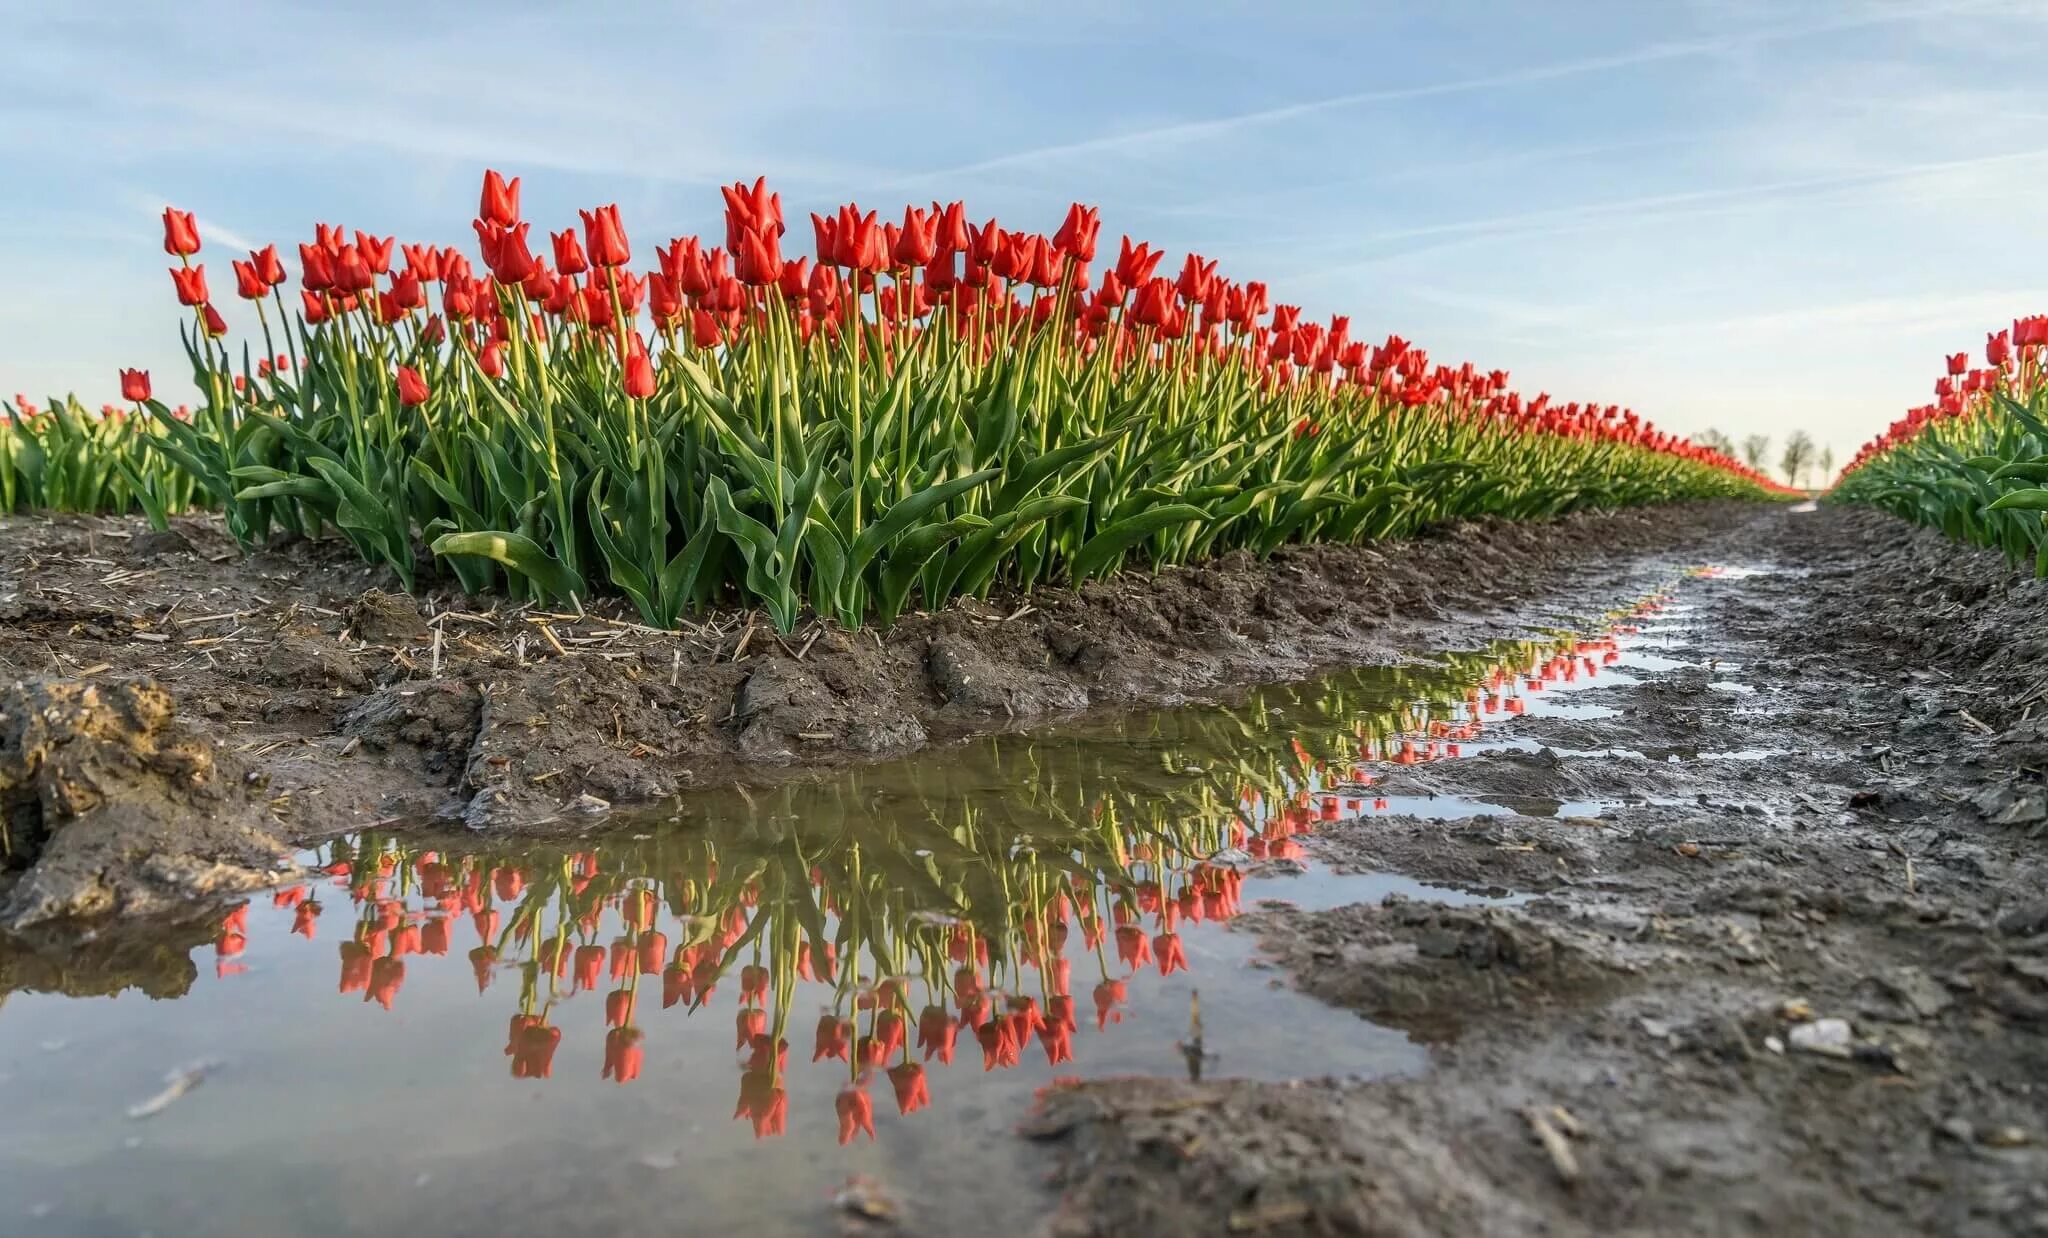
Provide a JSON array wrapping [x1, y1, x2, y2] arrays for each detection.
[[0, 578, 1720, 1234]]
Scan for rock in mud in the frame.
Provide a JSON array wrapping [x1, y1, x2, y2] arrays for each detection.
[[346, 589, 430, 645], [927, 633, 1089, 717], [0, 677, 288, 926], [1246, 898, 1641, 1040]]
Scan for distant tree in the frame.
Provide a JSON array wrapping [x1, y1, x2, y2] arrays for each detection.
[[1694, 428, 1736, 456], [1741, 434, 1771, 470], [1818, 446, 1835, 486], [1780, 431, 1816, 489]]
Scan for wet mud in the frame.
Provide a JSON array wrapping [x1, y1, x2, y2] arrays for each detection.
[[1030, 505, 2048, 1237], [5, 500, 2047, 1236], [0, 500, 1756, 923]]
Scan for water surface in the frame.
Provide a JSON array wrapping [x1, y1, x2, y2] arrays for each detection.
[[0, 580, 1689, 1236]]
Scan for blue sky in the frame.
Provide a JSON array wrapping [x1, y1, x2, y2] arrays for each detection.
[[6, 0, 2048, 468]]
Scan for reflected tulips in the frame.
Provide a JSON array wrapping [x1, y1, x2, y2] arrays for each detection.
[[202, 592, 1671, 1141]]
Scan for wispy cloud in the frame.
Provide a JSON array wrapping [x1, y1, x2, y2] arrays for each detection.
[[891, 0, 2010, 184]]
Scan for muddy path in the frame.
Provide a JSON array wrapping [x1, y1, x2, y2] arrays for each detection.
[[1028, 504, 2048, 1238], [0, 500, 1762, 926]]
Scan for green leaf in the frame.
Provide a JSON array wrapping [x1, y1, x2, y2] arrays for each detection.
[[431, 530, 588, 600], [1987, 488, 2048, 512], [1068, 503, 1210, 583], [849, 467, 999, 570]]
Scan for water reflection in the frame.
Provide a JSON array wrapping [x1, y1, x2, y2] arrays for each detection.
[[160, 585, 1677, 1147]]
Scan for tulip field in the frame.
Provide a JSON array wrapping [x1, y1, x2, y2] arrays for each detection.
[[1829, 316, 2048, 574], [4, 170, 1786, 631]]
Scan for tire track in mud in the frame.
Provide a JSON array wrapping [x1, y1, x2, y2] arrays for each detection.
[[1028, 504, 2048, 1238]]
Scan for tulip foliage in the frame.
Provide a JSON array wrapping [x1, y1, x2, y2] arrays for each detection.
[[1, 392, 197, 521], [210, 598, 1658, 1134], [1831, 315, 2048, 574], [129, 174, 1783, 630]]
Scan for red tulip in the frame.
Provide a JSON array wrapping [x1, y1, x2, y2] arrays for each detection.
[[635, 929, 667, 976], [690, 308, 722, 350], [580, 204, 631, 268], [395, 365, 430, 407], [1114, 924, 1152, 970], [162, 207, 202, 257], [354, 231, 394, 275], [605, 988, 636, 1028], [721, 176, 784, 247], [602, 1027, 644, 1083], [231, 259, 266, 300], [475, 221, 536, 285], [836, 1086, 876, 1145], [840, 207, 885, 272], [734, 225, 781, 286], [479, 169, 521, 228], [1114, 236, 1163, 286], [421, 916, 451, 955], [934, 200, 970, 254], [366, 956, 405, 1009], [1052, 203, 1101, 263], [478, 340, 505, 378], [1988, 330, 2013, 368], [338, 941, 371, 993], [735, 1069, 787, 1139], [119, 368, 150, 403], [1092, 979, 1126, 1030], [737, 1006, 766, 1049], [1039, 1019, 1074, 1065], [468, 945, 496, 992], [169, 265, 209, 306], [1946, 352, 1969, 376], [390, 269, 424, 311], [891, 205, 937, 268], [400, 243, 441, 283], [808, 1015, 851, 1062], [888, 1062, 930, 1115], [975, 1016, 1020, 1070], [744, 1034, 788, 1073], [298, 244, 333, 292], [916, 1005, 958, 1063], [508, 1016, 562, 1079], [551, 228, 588, 276], [622, 333, 656, 399], [202, 304, 228, 337], [332, 245, 374, 294], [1155, 931, 1188, 976]]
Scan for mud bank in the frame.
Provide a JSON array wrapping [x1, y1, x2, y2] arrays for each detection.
[[1029, 505, 2048, 1237], [0, 501, 1757, 924]]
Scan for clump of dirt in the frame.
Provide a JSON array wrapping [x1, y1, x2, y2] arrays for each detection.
[[1024, 1077, 1544, 1237], [1243, 897, 1645, 1040], [0, 677, 289, 926]]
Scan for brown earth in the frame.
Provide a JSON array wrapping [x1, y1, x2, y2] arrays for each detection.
[[5, 500, 2047, 1234], [0, 500, 1761, 927], [1025, 504, 2048, 1238]]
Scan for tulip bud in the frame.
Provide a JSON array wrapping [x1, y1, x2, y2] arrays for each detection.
[[162, 208, 201, 257]]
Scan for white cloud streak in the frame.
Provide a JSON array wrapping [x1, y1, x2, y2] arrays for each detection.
[[892, 0, 2012, 184]]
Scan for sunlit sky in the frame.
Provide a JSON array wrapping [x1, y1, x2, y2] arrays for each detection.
[[7, 0, 2048, 471]]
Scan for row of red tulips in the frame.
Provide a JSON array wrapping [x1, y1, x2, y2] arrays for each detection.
[[21, 168, 1793, 628], [1831, 314, 2048, 571]]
